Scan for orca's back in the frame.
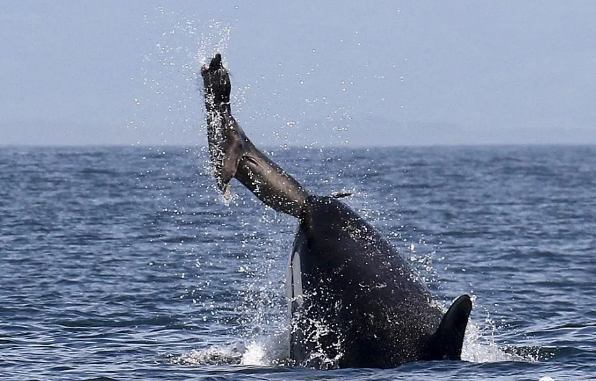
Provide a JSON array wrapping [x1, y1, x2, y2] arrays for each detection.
[[287, 196, 443, 368]]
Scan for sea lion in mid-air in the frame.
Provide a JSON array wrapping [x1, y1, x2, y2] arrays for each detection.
[[200, 53, 472, 369]]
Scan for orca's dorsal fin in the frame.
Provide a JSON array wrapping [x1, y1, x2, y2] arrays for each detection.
[[425, 294, 472, 361]]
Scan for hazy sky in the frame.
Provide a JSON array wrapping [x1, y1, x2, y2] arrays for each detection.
[[2, 1, 595, 147]]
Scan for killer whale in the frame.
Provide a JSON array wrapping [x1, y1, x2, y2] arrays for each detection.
[[201, 53, 472, 369]]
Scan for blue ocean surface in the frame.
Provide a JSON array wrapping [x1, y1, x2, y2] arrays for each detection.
[[1, 145, 595, 380]]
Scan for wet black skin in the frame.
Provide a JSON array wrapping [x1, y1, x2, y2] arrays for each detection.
[[201, 54, 472, 369]]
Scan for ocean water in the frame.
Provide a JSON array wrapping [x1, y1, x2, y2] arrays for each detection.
[[1, 145, 595, 380]]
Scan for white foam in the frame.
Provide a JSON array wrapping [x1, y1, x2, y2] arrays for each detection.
[[240, 331, 291, 366], [461, 319, 521, 363], [174, 341, 246, 365], [240, 341, 267, 366]]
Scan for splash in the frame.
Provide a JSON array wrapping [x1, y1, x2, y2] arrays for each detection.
[[172, 333, 290, 367], [240, 341, 268, 366], [172, 342, 246, 365], [134, 9, 232, 148], [460, 298, 547, 363], [133, 13, 238, 247], [461, 319, 518, 363], [240, 332, 291, 366]]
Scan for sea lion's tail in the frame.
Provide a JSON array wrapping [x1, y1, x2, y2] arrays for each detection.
[[201, 54, 309, 218]]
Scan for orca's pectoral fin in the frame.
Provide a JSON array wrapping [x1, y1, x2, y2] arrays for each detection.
[[425, 294, 472, 361], [201, 54, 309, 218]]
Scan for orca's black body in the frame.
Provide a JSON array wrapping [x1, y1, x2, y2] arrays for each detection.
[[201, 54, 472, 369]]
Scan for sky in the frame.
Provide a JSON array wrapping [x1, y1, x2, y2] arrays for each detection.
[[1, 1, 596, 147]]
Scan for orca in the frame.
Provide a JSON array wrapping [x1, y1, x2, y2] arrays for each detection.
[[201, 53, 472, 369]]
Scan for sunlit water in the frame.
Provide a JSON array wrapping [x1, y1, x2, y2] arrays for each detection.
[[1, 146, 595, 380]]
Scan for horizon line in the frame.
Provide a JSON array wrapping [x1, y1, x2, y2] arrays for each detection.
[[1, 142, 596, 149]]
